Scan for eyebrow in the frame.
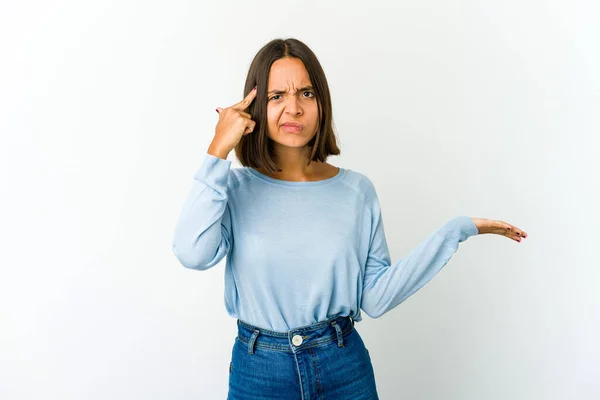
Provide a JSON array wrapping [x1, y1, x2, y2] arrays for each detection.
[[267, 86, 314, 95]]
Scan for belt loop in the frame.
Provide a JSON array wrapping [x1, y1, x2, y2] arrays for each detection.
[[331, 320, 344, 348], [248, 329, 260, 354]]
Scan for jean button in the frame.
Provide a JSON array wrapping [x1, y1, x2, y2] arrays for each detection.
[[292, 335, 303, 346]]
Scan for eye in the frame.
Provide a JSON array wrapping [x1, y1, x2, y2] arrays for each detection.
[[268, 91, 315, 101]]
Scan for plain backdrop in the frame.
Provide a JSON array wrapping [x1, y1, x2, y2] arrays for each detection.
[[1, 1, 598, 399]]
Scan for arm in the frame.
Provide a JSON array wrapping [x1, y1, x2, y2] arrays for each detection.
[[359, 184, 478, 318], [171, 152, 233, 270]]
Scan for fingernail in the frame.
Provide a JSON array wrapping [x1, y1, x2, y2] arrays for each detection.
[[216, 108, 219, 113], [253, 86, 257, 91]]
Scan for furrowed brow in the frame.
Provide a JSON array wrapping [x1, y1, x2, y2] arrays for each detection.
[[267, 86, 314, 95]]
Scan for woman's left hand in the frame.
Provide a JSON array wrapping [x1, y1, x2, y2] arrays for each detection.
[[471, 218, 528, 243]]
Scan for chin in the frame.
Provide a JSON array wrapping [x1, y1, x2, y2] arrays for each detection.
[[273, 140, 312, 149], [269, 134, 314, 148]]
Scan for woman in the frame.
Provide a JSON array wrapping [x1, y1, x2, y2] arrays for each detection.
[[172, 38, 527, 400]]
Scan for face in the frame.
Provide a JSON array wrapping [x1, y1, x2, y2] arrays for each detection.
[[265, 57, 319, 151]]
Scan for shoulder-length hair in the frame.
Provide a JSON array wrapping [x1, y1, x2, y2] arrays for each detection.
[[234, 38, 341, 173]]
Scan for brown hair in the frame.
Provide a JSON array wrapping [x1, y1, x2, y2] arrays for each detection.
[[234, 38, 341, 173]]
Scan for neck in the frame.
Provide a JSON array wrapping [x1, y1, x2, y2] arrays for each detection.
[[262, 145, 322, 180]]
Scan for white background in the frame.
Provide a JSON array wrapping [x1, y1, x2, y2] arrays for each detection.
[[1, 1, 598, 399]]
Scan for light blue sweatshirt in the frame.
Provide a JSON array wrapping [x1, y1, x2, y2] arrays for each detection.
[[172, 153, 479, 332]]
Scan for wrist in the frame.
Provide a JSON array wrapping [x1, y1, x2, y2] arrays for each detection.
[[207, 143, 231, 160], [442, 216, 479, 242]]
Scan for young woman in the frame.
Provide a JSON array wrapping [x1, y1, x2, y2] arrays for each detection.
[[172, 38, 527, 400]]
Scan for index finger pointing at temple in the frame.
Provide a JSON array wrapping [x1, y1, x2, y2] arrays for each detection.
[[231, 87, 257, 111]]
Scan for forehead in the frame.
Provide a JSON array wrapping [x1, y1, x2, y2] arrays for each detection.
[[267, 57, 312, 89]]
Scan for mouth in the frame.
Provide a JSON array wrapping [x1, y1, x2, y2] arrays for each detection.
[[281, 122, 303, 133]]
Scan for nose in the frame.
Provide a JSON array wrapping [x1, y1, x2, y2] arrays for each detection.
[[284, 95, 302, 115]]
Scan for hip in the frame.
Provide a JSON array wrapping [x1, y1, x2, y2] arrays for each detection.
[[227, 315, 379, 399]]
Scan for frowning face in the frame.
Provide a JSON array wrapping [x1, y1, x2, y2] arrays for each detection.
[[266, 57, 319, 151]]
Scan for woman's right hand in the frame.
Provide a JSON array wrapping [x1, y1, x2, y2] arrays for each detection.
[[208, 86, 258, 159]]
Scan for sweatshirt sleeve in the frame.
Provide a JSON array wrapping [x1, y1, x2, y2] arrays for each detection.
[[359, 181, 479, 318], [172, 153, 234, 270]]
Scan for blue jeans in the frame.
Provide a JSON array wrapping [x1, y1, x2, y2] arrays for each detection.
[[227, 315, 379, 400]]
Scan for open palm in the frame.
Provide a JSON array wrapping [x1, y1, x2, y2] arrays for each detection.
[[471, 218, 527, 243]]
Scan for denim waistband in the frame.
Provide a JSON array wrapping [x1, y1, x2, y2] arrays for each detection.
[[236, 315, 355, 354]]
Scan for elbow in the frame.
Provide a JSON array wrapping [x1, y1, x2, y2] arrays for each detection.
[[361, 308, 384, 319], [360, 300, 386, 319], [361, 294, 406, 319], [171, 225, 231, 270], [171, 241, 220, 271]]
